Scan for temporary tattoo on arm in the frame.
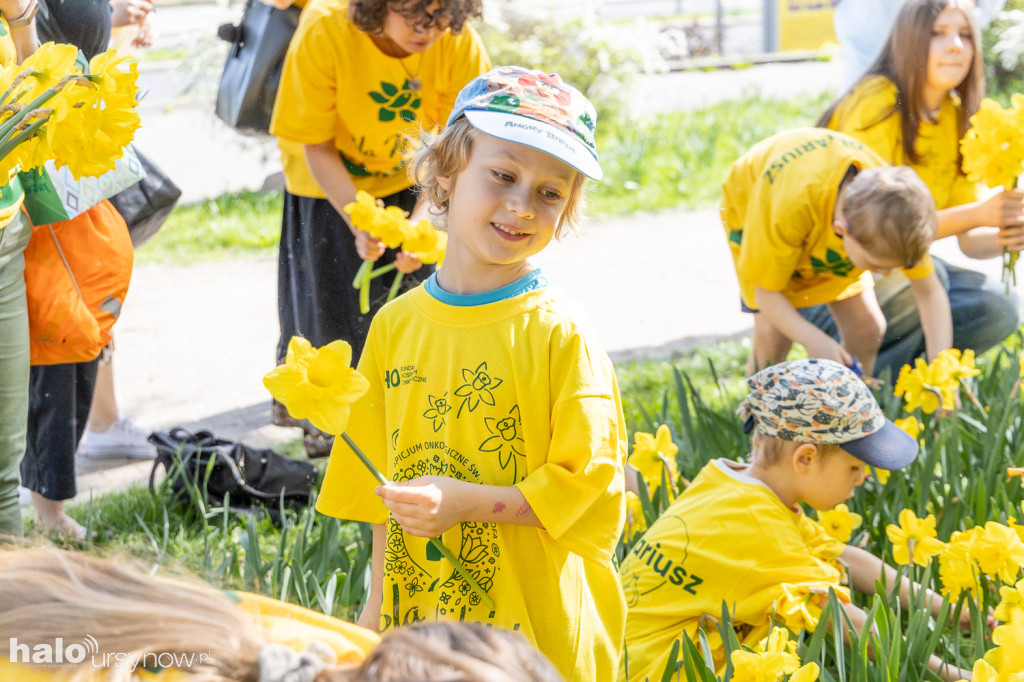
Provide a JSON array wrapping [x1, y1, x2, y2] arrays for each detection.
[[492, 502, 506, 514], [515, 500, 532, 518]]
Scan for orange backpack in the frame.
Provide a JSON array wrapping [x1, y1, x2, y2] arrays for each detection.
[[24, 199, 134, 365]]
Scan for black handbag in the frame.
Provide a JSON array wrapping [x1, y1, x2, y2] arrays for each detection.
[[148, 428, 318, 513], [107, 148, 183, 248], [215, 0, 301, 136]]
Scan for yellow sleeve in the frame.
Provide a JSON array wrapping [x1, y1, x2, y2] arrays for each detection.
[[433, 24, 491, 125], [828, 78, 904, 165], [900, 252, 934, 281], [235, 592, 380, 662], [516, 330, 626, 562], [316, 323, 389, 523], [736, 180, 817, 296], [727, 510, 850, 629], [270, 15, 344, 145], [797, 514, 846, 562]]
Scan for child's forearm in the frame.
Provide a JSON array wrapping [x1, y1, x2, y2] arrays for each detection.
[[376, 477, 544, 538], [908, 274, 952, 360], [756, 287, 851, 365], [842, 545, 946, 617]]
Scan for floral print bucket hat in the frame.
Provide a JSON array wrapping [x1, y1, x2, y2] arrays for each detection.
[[738, 358, 918, 471]]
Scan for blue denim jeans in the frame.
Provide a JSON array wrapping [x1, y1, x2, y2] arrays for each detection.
[[800, 257, 1023, 381], [0, 211, 31, 538]]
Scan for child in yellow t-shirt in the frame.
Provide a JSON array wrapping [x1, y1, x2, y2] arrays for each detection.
[[722, 128, 952, 377], [316, 66, 627, 681], [620, 358, 970, 682]]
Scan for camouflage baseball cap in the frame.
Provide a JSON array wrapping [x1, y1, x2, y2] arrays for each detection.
[[446, 65, 602, 180], [738, 358, 918, 470]]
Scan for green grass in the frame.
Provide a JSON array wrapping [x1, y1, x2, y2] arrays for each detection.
[[135, 190, 282, 265], [136, 92, 833, 264]]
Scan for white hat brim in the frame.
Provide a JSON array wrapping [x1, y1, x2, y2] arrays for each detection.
[[464, 109, 603, 181]]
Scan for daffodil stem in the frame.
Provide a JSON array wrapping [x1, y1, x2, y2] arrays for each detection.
[[359, 279, 370, 314], [386, 272, 404, 303], [0, 118, 47, 160], [352, 259, 373, 289], [0, 86, 57, 149], [339, 432, 495, 610], [370, 263, 396, 278], [1006, 178, 1020, 295]]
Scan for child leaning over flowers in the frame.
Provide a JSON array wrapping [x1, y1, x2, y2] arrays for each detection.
[[316, 66, 627, 681], [620, 359, 971, 682]]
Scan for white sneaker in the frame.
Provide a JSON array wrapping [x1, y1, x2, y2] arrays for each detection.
[[79, 418, 157, 459], [17, 486, 32, 506]]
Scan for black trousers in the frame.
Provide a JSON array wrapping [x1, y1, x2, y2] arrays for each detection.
[[21, 358, 99, 501], [276, 188, 429, 364]]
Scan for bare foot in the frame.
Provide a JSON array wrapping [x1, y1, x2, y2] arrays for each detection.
[[31, 493, 86, 541]]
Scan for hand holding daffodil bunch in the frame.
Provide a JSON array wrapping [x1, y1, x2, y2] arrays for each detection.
[[0, 42, 140, 181], [960, 95, 1024, 289], [344, 190, 447, 314], [263, 336, 493, 610]]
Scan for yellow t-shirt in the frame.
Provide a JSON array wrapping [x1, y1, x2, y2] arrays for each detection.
[[619, 459, 850, 682], [0, 592, 378, 681], [721, 128, 933, 310], [825, 76, 979, 210], [317, 285, 628, 682], [270, 0, 490, 198]]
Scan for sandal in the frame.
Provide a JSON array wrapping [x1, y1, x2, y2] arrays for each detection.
[[272, 399, 303, 428]]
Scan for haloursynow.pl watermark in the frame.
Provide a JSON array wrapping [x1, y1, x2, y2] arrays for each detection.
[[9, 636, 211, 671]]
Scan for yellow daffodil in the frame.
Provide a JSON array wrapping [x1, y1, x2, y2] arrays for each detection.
[[995, 579, 1024, 623], [939, 534, 982, 601], [886, 509, 946, 566], [754, 628, 799, 656], [894, 359, 942, 414], [402, 219, 447, 264], [19, 43, 79, 98], [88, 49, 140, 108], [816, 504, 863, 543], [789, 664, 821, 682], [625, 491, 647, 535], [970, 521, 1024, 583], [962, 97, 1024, 189], [730, 649, 799, 682], [775, 583, 847, 631], [343, 192, 412, 249], [986, 612, 1024, 673], [344, 191, 381, 232], [263, 336, 370, 436], [627, 424, 679, 493], [972, 659, 998, 682]]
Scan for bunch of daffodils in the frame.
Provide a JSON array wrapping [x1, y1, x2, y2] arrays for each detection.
[[344, 190, 447, 313], [960, 95, 1024, 287], [894, 348, 980, 414], [0, 43, 140, 181]]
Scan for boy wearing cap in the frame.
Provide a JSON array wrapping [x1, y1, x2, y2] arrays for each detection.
[[318, 66, 627, 680], [723, 128, 952, 377], [619, 358, 970, 682]]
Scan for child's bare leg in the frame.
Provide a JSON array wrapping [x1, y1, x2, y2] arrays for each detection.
[[828, 291, 886, 376], [749, 314, 793, 375]]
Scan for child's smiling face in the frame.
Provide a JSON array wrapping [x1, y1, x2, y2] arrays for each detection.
[[439, 132, 575, 283]]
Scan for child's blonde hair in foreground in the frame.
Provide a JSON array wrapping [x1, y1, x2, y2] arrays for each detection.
[[0, 547, 563, 682], [411, 117, 587, 237]]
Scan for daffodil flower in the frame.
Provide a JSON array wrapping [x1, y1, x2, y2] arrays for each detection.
[[627, 424, 679, 494], [970, 521, 1024, 583], [816, 504, 863, 543], [263, 336, 494, 610], [939, 534, 982, 601], [994, 579, 1024, 623], [775, 583, 846, 631], [886, 509, 946, 567]]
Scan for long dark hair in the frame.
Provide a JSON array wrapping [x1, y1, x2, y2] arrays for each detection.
[[817, 0, 983, 165]]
